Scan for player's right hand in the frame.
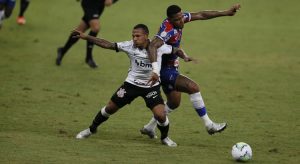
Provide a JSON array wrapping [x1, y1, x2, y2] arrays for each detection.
[[227, 4, 241, 16], [71, 30, 86, 39], [147, 72, 160, 87]]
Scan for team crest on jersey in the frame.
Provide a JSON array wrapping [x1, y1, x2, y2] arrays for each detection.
[[117, 88, 126, 98]]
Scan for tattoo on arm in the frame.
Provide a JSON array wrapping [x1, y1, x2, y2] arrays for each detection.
[[148, 37, 164, 62], [85, 35, 116, 50]]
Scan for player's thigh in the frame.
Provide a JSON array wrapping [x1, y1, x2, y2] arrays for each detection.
[[142, 85, 164, 110], [110, 82, 138, 109], [175, 74, 199, 94], [165, 90, 181, 109], [76, 20, 89, 32]]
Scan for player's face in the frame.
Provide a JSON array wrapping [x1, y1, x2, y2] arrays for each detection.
[[169, 11, 185, 29], [132, 28, 148, 48]]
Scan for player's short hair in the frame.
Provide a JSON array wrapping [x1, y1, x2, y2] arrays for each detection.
[[133, 24, 149, 35], [167, 5, 181, 18]]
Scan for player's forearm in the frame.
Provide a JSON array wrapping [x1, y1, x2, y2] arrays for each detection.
[[191, 10, 228, 20], [174, 48, 188, 60], [85, 35, 116, 50]]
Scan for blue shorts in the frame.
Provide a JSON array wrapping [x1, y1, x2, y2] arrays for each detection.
[[160, 67, 179, 94], [0, 0, 16, 8]]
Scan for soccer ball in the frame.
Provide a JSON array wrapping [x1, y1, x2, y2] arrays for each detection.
[[231, 142, 252, 162]]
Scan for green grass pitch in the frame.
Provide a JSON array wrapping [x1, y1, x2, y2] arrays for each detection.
[[0, 0, 299, 163]]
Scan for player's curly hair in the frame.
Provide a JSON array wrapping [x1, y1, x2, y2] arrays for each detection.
[[167, 5, 181, 18], [133, 24, 149, 35]]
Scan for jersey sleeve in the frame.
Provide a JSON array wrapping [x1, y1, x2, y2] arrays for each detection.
[[115, 40, 133, 53], [157, 44, 173, 56], [156, 21, 175, 43], [183, 12, 192, 23]]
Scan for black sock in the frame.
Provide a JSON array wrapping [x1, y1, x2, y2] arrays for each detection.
[[19, 0, 30, 17], [89, 110, 109, 133], [86, 31, 98, 61], [157, 124, 169, 140], [61, 34, 79, 56]]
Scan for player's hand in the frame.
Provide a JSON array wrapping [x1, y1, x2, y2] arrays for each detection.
[[71, 30, 86, 39], [147, 72, 160, 87], [183, 56, 195, 62], [227, 4, 241, 16]]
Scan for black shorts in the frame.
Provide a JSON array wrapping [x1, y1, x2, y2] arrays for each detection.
[[111, 82, 164, 110], [81, 0, 105, 25]]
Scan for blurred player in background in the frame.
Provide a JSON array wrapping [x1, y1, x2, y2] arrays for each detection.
[[0, 0, 16, 28], [73, 24, 187, 147], [16, 0, 30, 25], [141, 4, 241, 138], [56, 0, 118, 68]]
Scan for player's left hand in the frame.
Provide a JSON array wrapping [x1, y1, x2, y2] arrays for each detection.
[[147, 72, 160, 87], [227, 4, 241, 16], [71, 30, 86, 39], [184, 56, 198, 63]]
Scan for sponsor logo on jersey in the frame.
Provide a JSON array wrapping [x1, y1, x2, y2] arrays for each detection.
[[146, 91, 158, 98], [117, 88, 126, 98], [135, 59, 152, 68]]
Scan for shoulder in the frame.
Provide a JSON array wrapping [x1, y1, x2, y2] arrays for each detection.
[[116, 40, 134, 52], [117, 40, 133, 48], [160, 19, 175, 33]]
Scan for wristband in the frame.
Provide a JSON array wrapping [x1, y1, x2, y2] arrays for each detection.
[[151, 62, 160, 75]]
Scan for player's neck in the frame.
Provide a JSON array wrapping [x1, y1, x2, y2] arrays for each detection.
[[137, 39, 150, 50]]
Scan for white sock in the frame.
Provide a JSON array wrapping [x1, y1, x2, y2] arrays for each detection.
[[0, 10, 5, 21], [144, 117, 157, 130], [101, 106, 110, 117], [190, 92, 213, 126], [164, 102, 174, 115]]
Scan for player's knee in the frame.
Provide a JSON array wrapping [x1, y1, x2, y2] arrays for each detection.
[[188, 83, 200, 94], [154, 112, 166, 123], [90, 26, 100, 33]]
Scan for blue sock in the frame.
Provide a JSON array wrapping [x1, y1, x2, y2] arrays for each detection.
[[196, 107, 207, 117]]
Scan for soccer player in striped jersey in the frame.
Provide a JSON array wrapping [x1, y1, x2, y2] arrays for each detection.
[[141, 4, 241, 138]]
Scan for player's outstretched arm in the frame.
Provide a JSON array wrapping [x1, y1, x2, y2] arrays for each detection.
[[173, 48, 197, 63], [190, 4, 241, 21], [71, 30, 116, 50]]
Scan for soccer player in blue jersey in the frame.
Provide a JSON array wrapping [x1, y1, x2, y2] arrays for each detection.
[[0, 0, 16, 28], [141, 4, 241, 138]]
